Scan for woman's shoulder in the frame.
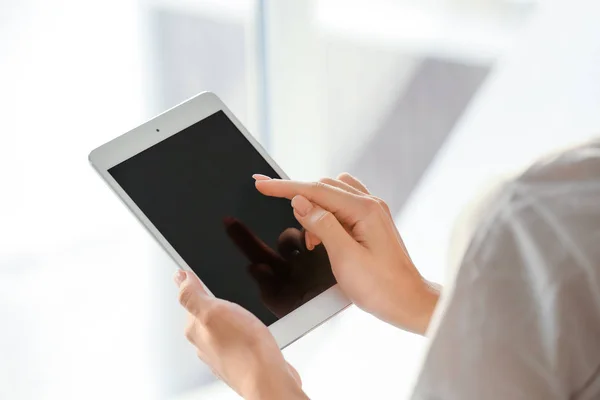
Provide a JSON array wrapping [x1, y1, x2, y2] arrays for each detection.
[[414, 138, 600, 400], [518, 138, 600, 186], [478, 138, 600, 228]]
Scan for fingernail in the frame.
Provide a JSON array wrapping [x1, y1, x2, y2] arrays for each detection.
[[305, 232, 315, 251], [174, 269, 187, 287], [291, 195, 312, 217], [252, 174, 272, 181]]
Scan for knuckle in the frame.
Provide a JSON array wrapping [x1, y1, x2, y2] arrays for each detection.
[[184, 319, 198, 343], [178, 284, 195, 310], [336, 172, 352, 181], [246, 334, 261, 350], [241, 329, 261, 349], [374, 196, 390, 212], [363, 197, 383, 214], [315, 210, 336, 229], [198, 302, 225, 327], [312, 180, 327, 192]]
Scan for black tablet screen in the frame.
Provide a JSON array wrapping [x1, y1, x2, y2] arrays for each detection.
[[109, 111, 335, 325]]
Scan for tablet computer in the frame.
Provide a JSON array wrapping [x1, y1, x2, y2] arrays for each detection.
[[89, 92, 351, 348]]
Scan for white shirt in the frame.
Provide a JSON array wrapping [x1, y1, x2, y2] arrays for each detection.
[[412, 141, 600, 399]]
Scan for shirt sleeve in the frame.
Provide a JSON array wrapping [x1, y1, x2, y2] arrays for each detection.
[[411, 143, 600, 400]]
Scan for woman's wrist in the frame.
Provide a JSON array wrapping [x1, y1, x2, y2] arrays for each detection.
[[385, 278, 440, 335], [245, 380, 308, 400], [243, 364, 308, 400], [247, 385, 308, 400], [412, 279, 441, 335]]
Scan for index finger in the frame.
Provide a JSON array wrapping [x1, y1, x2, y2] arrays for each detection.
[[255, 179, 366, 224]]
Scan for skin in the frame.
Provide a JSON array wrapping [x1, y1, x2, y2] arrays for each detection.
[[175, 173, 440, 399]]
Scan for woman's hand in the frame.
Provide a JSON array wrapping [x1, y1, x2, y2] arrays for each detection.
[[174, 269, 308, 400], [255, 173, 439, 335]]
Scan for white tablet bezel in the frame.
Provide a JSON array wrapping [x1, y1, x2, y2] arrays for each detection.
[[89, 91, 351, 349]]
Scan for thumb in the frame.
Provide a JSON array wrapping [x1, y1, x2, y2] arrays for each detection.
[[291, 195, 356, 261], [175, 269, 211, 316]]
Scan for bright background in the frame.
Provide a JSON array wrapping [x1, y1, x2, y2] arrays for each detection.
[[2, 0, 599, 399]]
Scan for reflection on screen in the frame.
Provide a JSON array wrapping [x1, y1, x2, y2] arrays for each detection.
[[109, 111, 335, 325]]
